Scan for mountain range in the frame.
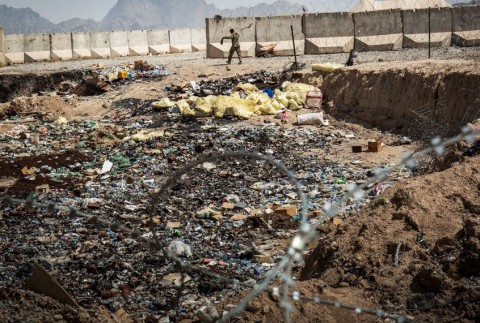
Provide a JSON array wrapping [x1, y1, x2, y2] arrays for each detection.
[[0, 0, 473, 35], [0, 0, 304, 35]]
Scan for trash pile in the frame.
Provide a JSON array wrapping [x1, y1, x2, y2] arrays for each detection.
[[154, 81, 323, 120], [94, 61, 170, 82], [73, 62, 170, 96], [0, 69, 415, 321], [0, 105, 414, 320], [164, 70, 283, 99]]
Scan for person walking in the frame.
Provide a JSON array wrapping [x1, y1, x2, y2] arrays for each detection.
[[221, 29, 242, 65]]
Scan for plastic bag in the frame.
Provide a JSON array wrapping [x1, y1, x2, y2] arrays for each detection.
[[234, 83, 259, 92], [152, 98, 175, 109], [176, 99, 195, 117], [194, 96, 216, 117]]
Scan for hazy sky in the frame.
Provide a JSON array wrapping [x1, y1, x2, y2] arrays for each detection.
[[0, 0, 307, 22], [0, 0, 460, 23]]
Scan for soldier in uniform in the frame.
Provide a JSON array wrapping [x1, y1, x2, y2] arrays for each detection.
[[221, 29, 242, 65]]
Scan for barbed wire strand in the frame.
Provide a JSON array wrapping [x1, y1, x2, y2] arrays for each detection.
[[1, 126, 479, 322]]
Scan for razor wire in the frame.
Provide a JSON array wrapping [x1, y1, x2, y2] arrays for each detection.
[[2, 125, 480, 322]]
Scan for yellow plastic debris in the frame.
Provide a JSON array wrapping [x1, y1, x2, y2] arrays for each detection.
[[288, 99, 301, 111], [194, 96, 216, 117], [129, 130, 166, 142], [274, 90, 289, 107], [234, 83, 259, 92], [312, 63, 344, 72], [226, 106, 254, 119], [259, 102, 278, 115], [55, 117, 68, 124], [176, 100, 195, 117], [104, 73, 118, 82], [187, 96, 199, 105], [118, 70, 128, 79], [213, 96, 258, 119], [246, 92, 270, 105], [152, 98, 175, 110], [281, 82, 316, 105], [270, 99, 284, 110]]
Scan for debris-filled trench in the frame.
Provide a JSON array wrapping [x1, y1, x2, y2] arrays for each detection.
[[0, 59, 479, 322]]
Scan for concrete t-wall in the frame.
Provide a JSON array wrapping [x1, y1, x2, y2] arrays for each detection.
[[303, 12, 354, 54], [110, 30, 129, 58], [24, 33, 51, 63], [452, 5, 480, 47], [72, 32, 91, 59], [147, 29, 170, 55], [169, 28, 192, 53], [4, 34, 24, 64], [206, 16, 256, 58], [50, 33, 73, 61], [128, 30, 149, 56], [255, 15, 304, 56], [0, 26, 5, 67], [354, 9, 403, 51], [191, 28, 206, 52], [403, 8, 452, 48], [90, 32, 111, 58]]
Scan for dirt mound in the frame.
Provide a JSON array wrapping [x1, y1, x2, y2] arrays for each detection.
[[301, 154, 480, 321], [0, 95, 79, 121], [321, 60, 480, 137]]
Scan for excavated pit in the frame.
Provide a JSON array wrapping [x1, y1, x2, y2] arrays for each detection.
[[315, 60, 480, 137], [0, 71, 84, 103]]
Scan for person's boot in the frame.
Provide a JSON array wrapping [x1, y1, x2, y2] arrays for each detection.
[[238, 60, 242, 65], [226, 60, 231, 65]]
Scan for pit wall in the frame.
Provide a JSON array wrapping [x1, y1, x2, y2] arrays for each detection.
[[206, 5, 480, 58], [0, 28, 206, 65]]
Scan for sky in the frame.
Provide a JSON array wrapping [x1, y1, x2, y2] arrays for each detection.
[[0, 0, 461, 23], [0, 0, 313, 23]]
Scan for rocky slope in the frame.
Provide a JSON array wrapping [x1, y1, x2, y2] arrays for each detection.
[[0, 4, 60, 34], [0, 0, 303, 34]]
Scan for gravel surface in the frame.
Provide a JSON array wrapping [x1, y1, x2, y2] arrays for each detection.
[[1, 46, 479, 75]]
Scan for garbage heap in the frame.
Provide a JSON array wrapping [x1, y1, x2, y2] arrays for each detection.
[[152, 82, 318, 119]]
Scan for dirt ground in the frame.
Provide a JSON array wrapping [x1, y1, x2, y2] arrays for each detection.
[[1, 50, 480, 322]]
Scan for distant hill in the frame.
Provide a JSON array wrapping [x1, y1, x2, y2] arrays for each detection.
[[56, 18, 99, 33], [100, 0, 303, 30], [0, 4, 59, 34], [0, 0, 470, 35], [0, 0, 303, 35]]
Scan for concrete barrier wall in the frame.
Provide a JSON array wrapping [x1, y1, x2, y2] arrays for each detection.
[[403, 8, 452, 48], [4, 34, 24, 64], [110, 30, 129, 57], [147, 29, 170, 55], [128, 30, 149, 56], [169, 28, 192, 53], [2, 7, 480, 67], [51, 33, 73, 61], [90, 32, 111, 58], [24, 33, 51, 62], [206, 17, 256, 58], [72, 32, 91, 59], [303, 12, 354, 54], [452, 5, 480, 47], [0, 26, 5, 67], [255, 15, 304, 56], [354, 9, 403, 51], [191, 28, 206, 52]]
